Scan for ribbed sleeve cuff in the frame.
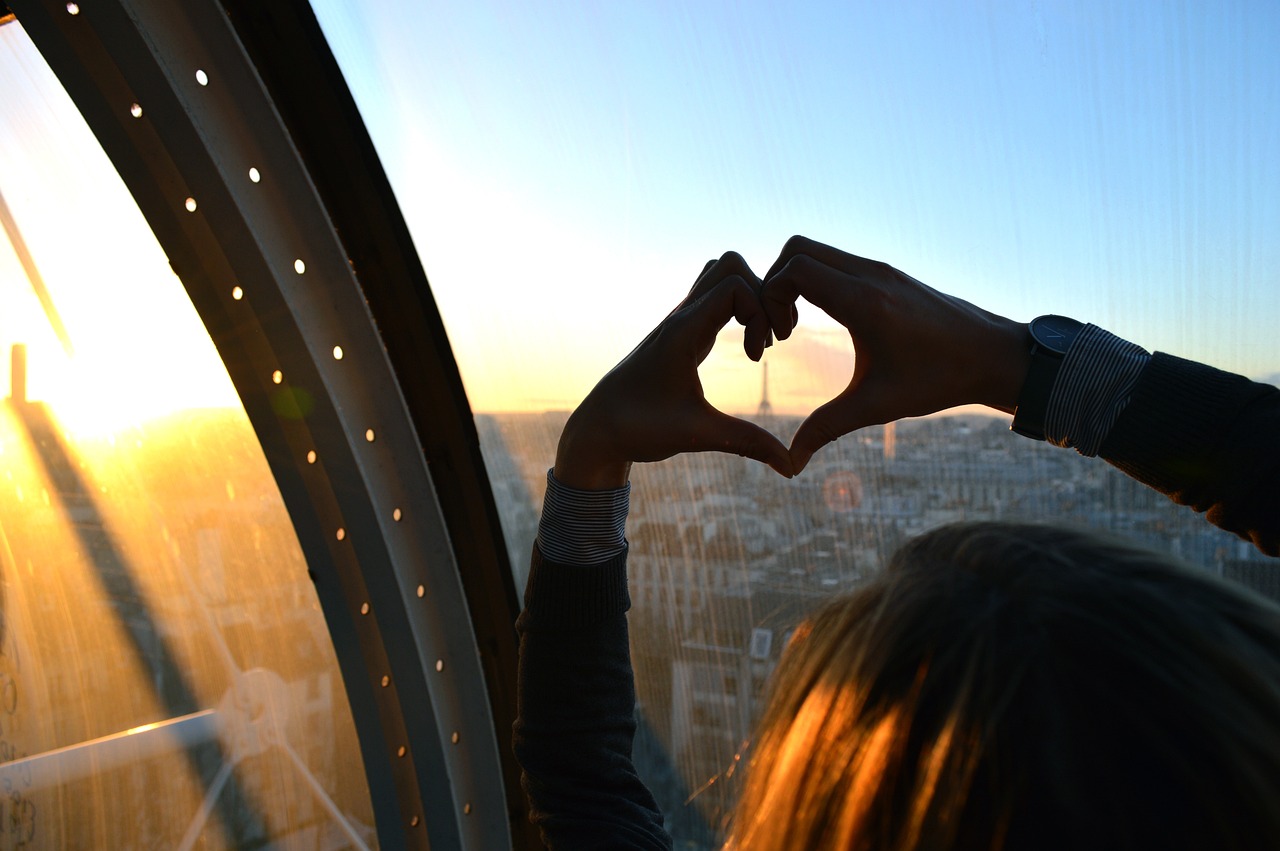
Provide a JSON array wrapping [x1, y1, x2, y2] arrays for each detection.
[[521, 543, 632, 630], [1044, 324, 1151, 457], [535, 469, 630, 566]]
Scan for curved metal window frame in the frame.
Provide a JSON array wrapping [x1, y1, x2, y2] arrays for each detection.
[[8, 0, 535, 847]]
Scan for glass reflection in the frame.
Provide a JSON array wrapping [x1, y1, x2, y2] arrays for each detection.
[[0, 21, 376, 849], [312, 1, 1280, 845]]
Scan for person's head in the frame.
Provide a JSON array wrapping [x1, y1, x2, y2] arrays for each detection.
[[728, 522, 1280, 850]]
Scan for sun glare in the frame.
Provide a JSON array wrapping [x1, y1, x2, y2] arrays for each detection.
[[1, 25, 240, 439]]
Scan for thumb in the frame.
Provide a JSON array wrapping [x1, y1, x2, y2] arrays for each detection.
[[699, 405, 794, 478], [789, 390, 873, 475]]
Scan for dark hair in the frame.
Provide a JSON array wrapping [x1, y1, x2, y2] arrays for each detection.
[[728, 522, 1280, 850]]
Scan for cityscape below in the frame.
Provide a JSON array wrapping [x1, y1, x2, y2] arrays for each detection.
[[0, 359, 1274, 847], [478, 404, 1278, 846]]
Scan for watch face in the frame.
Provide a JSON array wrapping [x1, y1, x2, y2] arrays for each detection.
[[1029, 314, 1084, 355]]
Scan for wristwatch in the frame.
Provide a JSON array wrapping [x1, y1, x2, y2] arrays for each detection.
[[1011, 314, 1085, 441]]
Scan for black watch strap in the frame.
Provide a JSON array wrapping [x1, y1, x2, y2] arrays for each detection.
[[1011, 315, 1085, 441], [1011, 351, 1058, 440]]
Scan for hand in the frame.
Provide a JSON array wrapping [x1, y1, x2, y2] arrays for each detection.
[[554, 253, 794, 489], [761, 236, 1031, 474]]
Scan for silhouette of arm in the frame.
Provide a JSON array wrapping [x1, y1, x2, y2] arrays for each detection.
[[760, 234, 1279, 556], [514, 253, 793, 848], [1100, 354, 1280, 557]]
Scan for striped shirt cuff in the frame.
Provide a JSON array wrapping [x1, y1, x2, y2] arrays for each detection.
[[1044, 324, 1151, 457], [535, 469, 630, 566]]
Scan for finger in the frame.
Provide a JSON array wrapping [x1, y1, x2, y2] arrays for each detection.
[[764, 253, 863, 331], [764, 234, 878, 282], [788, 386, 873, 475], [697, 404, 794, 478], [687, 258, 717, 295], [686, 276, 771, 362], [685, 251, 761, 306], [763, 234, 815, 282], [760, 273, 800, 340], [729, 279, 772, 361]]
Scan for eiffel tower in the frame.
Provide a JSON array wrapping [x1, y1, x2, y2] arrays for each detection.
[[756, 361, 773, 419]]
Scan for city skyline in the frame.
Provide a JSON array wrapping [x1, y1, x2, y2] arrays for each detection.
[[3, 4, 1280, 420]]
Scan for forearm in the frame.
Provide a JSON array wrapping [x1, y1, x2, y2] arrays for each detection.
[[514, 546, 670, 849], [1099, 354, 1280, 557], [1021, 324, 1277, 556], [514, 473, 671, 849]]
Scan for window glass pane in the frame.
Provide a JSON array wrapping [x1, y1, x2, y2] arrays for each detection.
[[0, 22, 377, 848], [311, 1, 1280, 842]]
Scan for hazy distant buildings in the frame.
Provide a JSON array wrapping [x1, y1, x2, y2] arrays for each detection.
[[474, 406, 1277, 849]]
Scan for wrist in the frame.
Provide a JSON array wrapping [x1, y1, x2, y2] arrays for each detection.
[[553, 456, 632, 491], [979, 318, 1033, 414], [554, 410, 632, 490]]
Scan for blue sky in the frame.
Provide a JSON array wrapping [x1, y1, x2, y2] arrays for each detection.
[[316, 1, 1280, 411]]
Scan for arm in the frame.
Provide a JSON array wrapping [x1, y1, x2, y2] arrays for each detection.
[[515, 532, 669, 849], [1100, 354, 1280, 556], [513, 253, 792, 849], [759, 235, 1279, 556]]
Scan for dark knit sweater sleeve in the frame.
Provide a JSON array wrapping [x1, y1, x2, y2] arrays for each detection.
[[513, 543, 673, 850], [1099, 353, 1280, 557]]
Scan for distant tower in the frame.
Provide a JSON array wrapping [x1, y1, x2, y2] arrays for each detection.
[[9, 344, 26, 404], [756, 361, 773, 419], [883, 420, 896, 460]]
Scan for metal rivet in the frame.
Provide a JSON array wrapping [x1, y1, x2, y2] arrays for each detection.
[[393, 508, 402, 522], [271, 370, 282, 384], [231, 285, 243, 300], [410, 816, 420, 828], [248, 167, 261, 183], [397, 746, 406, 758], [129, 103, 143, 118], [294, 259, 306, 274], [381, 675, 390, 687], [336, 528, 346, 541], [435, 660, 444, 672], [184, 197, 197, 212], [360, 602, 369, 615], [451, 731, 459, 745], [333, 345, 344, 360], [306, 450, 317, 464], [196, 69, 209, 86], [365, 428, 375, 442], [416, 584, 425, 598], [65, 3, 79, 15]]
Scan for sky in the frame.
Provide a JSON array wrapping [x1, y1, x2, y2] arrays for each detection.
[[310, 0, 1280, 414], [0, 25, 239, 436], [2, 3, 1278, 426]]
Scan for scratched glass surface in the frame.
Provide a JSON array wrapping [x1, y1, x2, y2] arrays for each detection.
[[0, 22, 377, 849], [313, 1, 1280, 843]]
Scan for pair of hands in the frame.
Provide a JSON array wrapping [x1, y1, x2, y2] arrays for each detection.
[[554, 236, 1032, 490]]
